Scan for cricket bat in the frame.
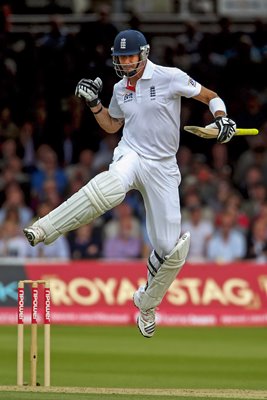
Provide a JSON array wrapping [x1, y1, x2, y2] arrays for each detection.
[[184, 126, 259, 139]]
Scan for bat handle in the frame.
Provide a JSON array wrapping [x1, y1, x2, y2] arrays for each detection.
[[236, 129, 259, 136]]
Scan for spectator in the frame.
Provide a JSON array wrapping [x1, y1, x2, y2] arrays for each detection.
[[243, 164, 265, 194], [0, 157, 30, 193], [92, 133, 120, 175], [66, 175, 85, 196], [225, 36, 262, 90], [37, 14, 67, 50], [207, 210, 246, 263], [103, 215, 142, 259], [29, 202, 70, 259], [236, 91, 267, 130], [62, 111, 80, 166], [0, 219, 29, 257], [182, 192, 214, 222], [77, 3, 118, 68], [0, 138, 18, 170], [32, 100, 50, 149], [210, 17, 237, 61], [0, 107, 19, 141], [0, 182, 33, 227], [243, 182, 267, 220], [176, 145, 193, 177], [235, 147, 267, 194], [245, 218, 267, 263], [68, 224, 102, 259], [176, 20, 203, 66], [210, 142, 232, 180], [18, 121, 36, 171], [66, 148, 95, 185], [29, 235, 70, 259], [5, 156, 29, 186], [103, 202, 141, 240], [30, 147, 68, 203], [207, 179, 235, 214], [251, 19, 267, 56], [223, 191, 250, 233], [191, 154, 217, 205], [42, 178, 63, 209], [182, 203, 213, 262], [257, 201, 267, 224]]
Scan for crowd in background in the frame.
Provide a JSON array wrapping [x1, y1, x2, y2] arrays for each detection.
[[0, 3, 267, 262]]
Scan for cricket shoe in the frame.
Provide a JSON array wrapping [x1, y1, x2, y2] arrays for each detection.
[[23, 226, 46, 246], [133, 286, 156, 338]]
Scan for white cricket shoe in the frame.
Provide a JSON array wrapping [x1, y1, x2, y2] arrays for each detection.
[[23, 226, 46, 246], [133, 286, 156, 338]]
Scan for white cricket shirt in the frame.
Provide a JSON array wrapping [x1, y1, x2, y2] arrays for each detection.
[[109, 59, 201, 160]]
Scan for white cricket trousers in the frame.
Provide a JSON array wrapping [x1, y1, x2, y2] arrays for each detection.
[[109, 143, 181, 257]]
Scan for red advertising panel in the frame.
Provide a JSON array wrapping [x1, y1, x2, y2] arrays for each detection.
[[0, 261, 267, 326]]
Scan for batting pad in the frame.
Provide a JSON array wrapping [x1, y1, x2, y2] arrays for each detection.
[[33, 171, 125, 244], [139, 232, 190, 310]]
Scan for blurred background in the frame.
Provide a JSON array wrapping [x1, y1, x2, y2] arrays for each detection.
[[0, 0, 266, 263]]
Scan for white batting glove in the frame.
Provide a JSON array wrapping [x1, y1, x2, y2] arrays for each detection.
[[75, 77, 103, 108]]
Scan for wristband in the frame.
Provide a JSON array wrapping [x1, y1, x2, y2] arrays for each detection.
[[92, 106, 103, 115], [209, 97, 226, 116]]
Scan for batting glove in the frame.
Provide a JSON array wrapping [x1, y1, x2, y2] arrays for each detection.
[[75, 77, 103, 108], [215, 116, 236, 144]]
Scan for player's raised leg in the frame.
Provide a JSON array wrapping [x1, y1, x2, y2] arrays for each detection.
[[23, 171, 126, 246]]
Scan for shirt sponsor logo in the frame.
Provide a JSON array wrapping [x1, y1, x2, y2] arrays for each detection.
[[120, 38, 126, 49], [124, 92, 133, 103], [188, 77, 196, 87]]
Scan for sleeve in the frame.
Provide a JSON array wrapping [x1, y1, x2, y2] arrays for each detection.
[[170, 68, 201, 99], [108, 87, 124, 119]]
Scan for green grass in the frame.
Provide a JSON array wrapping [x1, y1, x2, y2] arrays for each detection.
[[0, 326, 266, 399], [0, 393, 264, 400]]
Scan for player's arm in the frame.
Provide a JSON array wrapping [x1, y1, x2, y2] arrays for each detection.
[[90, 103, 124, 134], [193, 86, 225, 116], [193, 85, 236, 143], [75, 77, 124, 134]]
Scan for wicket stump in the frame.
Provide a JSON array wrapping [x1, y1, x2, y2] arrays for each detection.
[[17, 280, 51, 386]]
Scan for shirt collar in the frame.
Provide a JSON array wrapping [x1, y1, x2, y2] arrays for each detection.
[[123, 59, 155, 86], [141, 59, 156, 79]]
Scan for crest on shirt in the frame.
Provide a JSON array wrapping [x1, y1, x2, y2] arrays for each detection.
[[120, 38, 126, 49], [150, 86, 156, 99], [124, 92, 133, 102], [188, 77, 196, 87]]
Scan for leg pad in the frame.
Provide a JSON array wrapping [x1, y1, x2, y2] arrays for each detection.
[[139, 232, 190, 310], [33, 171, 126, 244]]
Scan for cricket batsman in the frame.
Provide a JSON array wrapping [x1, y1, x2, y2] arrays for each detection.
[[24, 30, 236, 337]]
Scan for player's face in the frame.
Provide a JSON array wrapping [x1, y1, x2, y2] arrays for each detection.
[[118, 54, 142, 74]]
